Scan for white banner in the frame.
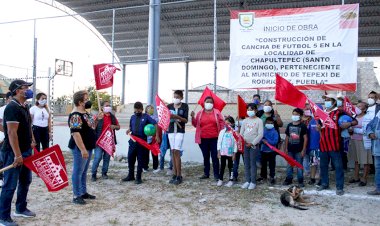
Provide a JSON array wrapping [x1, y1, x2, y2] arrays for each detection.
[[229, 4, 359, 91]]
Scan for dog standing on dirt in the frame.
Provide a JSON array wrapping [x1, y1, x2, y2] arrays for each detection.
[[280, 185, 316, 210]]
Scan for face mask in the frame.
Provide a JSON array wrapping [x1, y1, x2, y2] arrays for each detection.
[[247, 110, 256, 117], [292, 115, 300, 122], [304, 110, 312, 117], [135, 112, 142, 116], [355, 107, 362, 115], [265, 124, 274, 129], [25, 89, 33, 99], [325, 101, 332, 109], [173, 98, 181, 105], [337, 100, 343, 107], [263, 106, 272, 113], [253, 99, 260, 105], [84, 100, 92, 109], [204, 103, 213, 110], [103, 106, 112, 113], [368, 98, 376, 106], [39, 99, 47, 106]]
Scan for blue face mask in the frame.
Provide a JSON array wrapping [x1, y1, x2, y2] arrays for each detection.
[[25, 89, 33, 99], [325, 101, 332, 109], [337, 100, 343, 107], [291, 115, 300, 122], [247, 110, 256, 117], [253, 99, 260, 105]]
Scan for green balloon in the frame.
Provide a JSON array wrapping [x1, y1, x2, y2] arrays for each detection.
[[144, 124, 156, 136]]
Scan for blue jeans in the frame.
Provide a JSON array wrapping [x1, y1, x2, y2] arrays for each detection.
[[159, 133, 172, 170], [71, 146, 93, 197], [233, 152, 243, 180], [374, 156, 380, 191], [0, 149, 32, 220], [320, 151, 344, 190], [286, 152, 304, 183], [199, 138, 219, 179], [303, 153, 310, 175], [91, 146, 111, 175], [244, 146, 258, 183]]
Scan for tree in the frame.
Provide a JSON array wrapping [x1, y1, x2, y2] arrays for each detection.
[[87, 86, 119, 110]]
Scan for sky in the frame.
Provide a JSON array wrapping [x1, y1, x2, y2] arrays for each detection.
[[0, 0, 379, 104]]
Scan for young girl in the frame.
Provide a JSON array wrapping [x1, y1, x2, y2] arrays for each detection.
[[240, 103, 264, 190], [217, 116, 237, 187]]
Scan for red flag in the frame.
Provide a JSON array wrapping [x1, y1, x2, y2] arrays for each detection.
[[275, 74, 307, 108], [237, 95, 248, 119], [262, 141, 304, 170], [96, 126, 115, 157], [197, 86, 226, 112], [155, 95, 171, 131], [23, 145, 69, 192], [229, 127, 245, 153], [308, 98, 337, 129], [343, 96, 356, 117], [93, 64, 120, 90], [129, 134, 160, 156]]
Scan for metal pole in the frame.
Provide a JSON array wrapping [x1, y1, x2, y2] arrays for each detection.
[[50, 73, 55, 146], [213, 0, 217, 93], [342, 0, 345, 5], [185, 61, 189, 104], [32, 19, 37, 104], [121, 64, 126, 105], [147, 0, 161, 105], [111, 9, 116, 107], [47, 67, 51, 107]]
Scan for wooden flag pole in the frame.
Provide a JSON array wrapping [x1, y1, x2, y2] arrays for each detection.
[[0, 164, 15, 174], [96, 90, 102, 112]]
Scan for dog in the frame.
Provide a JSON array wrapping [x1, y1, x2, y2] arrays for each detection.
[[280, 185, 316, 210]]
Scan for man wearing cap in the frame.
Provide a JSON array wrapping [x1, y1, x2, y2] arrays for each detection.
[[317, 93, 356, 196], [0, 80, 36, 226], [0, 92, 12, 188]]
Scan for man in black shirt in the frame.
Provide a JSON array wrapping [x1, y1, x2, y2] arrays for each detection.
[[0, 80, 36, 226]]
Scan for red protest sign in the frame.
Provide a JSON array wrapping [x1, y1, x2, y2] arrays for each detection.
[[23, 145, 69, 192], [96, 126, 115, 157], [93, 64, 120, 90], [155, 94, 170, 132]]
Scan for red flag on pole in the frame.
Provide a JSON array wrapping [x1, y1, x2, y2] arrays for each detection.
[[96, 126, 115, 157], [237, 95, 248, 119], [155, 94, 171, 132], [129, 134, 160, 156], [343, 96, 356, 117], [229, 126, 245, 153], [93, 64, 120, 90], [308, 98, 338, 129], [23, 145, 69, 192], [197, 86, 226, 112], [262, 141, 303, 170], [275, 74, 307, 109]]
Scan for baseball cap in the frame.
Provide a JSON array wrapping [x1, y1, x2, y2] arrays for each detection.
[[322, 93, 336, 100], [9, 80, 33, 93]]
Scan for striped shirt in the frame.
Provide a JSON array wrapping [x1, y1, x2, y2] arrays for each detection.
[[319, 109, 343, 152]]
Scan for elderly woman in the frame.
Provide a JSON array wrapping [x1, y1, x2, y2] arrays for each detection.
[[191, 96, 225, 180], [68, 90, 97, 205]]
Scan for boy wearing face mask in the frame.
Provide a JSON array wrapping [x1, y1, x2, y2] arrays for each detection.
[[240, 103, 263, 190], [259, 117, 279, 185], [91, 101, 120, 181], [283, 108, 308, 187]]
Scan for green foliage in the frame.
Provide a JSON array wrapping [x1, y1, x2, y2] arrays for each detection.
[[87, 86, 119, 111]]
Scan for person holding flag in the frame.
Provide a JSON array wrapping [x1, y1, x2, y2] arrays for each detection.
[[91, 101, 120, 181], [0, 80, 36, 225]]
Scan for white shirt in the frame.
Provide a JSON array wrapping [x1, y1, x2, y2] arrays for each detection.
[[0, 105, 6, 142], [30, 106, 49, 127], [367, 105, 376, 120]]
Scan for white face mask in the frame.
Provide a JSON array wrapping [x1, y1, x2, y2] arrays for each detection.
[[38, 99, 47, 106], [292, 115, 300, 122], [263, 106, 272, 113], [173, 98, 181, 105], [355, 107, 362, 115], [204, 103, 213, 110], [304, 110, 312, 117], [368, 98, 376, 106], [103, 106, 112, 113], [247, 110, 256, 117]]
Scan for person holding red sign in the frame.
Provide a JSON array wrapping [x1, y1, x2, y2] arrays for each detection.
[[91, 101, 120, 181], [68, 91, 97, 205]]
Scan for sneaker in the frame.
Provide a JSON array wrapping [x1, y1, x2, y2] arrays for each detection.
[[248, 183, 256, 190], [216, 180, 223, 187], [91, 174, 97, 182], [166, 169, 173, 176], [199, 175, 209, 180], [282, 179, 292, 186], [143, 169, 149, 173], [0, 179, 4, 188], [317, 180, 322, 186], [241, 182, 250, 189], [177, 176, 183, 184], [101, 173, 109, 179], [0, 218, 18, 226], [336, 190, 345, 196], [367, 190, 380, 195], [72, 197, 86, 205], [169, 175, 177, 184], [317, 185, 329, 191], [349, 178, 360, 183], [121, 175, 135, 182], [225, 181, 234, 187], [173, 176, 183, 185], [153, 169, 161, 174], [358, 181, 367, 187], [270, 178, 275, 185], [81, 193, 96, 200], [308, 178, 316, 185], [135, 179, 142, 184], [298, 183, 305, 188], [13, 208, 36, 218], [256, 177, 264, 182]]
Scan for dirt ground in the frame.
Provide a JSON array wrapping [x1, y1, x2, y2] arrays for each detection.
[[11, 153, 380, 226]]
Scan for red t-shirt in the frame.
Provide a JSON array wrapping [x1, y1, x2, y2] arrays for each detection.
[[102, 114, 119, 132], [200, 111, 219, 139]]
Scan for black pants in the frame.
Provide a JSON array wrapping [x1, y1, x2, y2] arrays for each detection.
[[219, 156, 233, 181], [32, 126, 49, 152], [260, 152, 276, 179], [199, 138, 219, 179], [144, 152, 159, 170], [128, 140, 149, 179]]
